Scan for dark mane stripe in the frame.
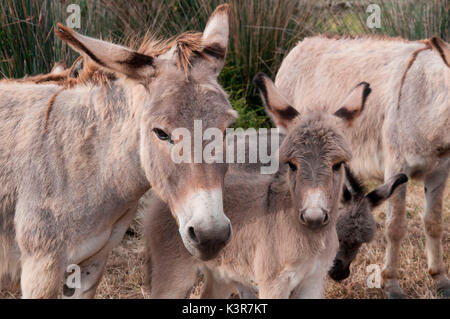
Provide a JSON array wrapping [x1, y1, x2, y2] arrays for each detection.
[[430, 37, 450, 67], [397, 44, 431, 109]]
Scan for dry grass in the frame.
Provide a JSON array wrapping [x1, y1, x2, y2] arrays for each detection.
[[1, 179, 448, 299], [325, 179, 450, 299]]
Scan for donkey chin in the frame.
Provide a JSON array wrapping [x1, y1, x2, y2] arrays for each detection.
[[174, 189, 233, 261]]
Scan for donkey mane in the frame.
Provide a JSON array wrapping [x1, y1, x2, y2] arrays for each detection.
[[138, 32, 207, 74]]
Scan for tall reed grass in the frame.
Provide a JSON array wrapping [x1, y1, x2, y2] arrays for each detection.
[[1, 0, 448, 127], [0, 0, 120, 78], [321, 0, 449, 40]]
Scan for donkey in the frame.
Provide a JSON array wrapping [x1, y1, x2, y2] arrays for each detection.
[[273, 35, 450, 298], [0, 4, 236, 298], [230, 131, 402, 284], [223, 127, 394, 283], [143, 73, 407, 298]]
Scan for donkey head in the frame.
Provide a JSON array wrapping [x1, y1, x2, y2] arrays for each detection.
[[55, 4, 235, 260], [254, 73, 371, 231], [329, 169, 408, 281]]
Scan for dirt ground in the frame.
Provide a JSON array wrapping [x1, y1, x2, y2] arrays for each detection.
[[1, 179, 449, 299]]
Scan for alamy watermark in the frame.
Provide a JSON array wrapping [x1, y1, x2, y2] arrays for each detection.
[[168, 120, 280, 175], [66, 4, 81, 29], [366, 4, 381, 29], [65, 264, 81, 290], [366, 264, 382, 288]]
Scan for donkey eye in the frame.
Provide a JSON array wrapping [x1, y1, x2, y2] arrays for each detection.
[[332, 161, 344, 172], [288, 162, 297, 172], [153, 128, 173, 144]]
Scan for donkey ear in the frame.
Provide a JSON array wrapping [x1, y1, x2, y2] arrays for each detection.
[[366, 174, 408, 208], [50, 61, 67, 75], [430, 37, 450, 67], [334, 82, 371, 124], [68, 56, 84, 78], [55, 24, 155, 80], [253, 72, 299, 131], [201, 4, 230, 76]]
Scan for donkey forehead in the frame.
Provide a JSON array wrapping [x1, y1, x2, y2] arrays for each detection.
[[281, 113, 351, 162], [148, 79, 235, 129]]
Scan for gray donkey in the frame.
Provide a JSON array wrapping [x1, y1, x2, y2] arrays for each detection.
[[143, 73, 408, 298], [0, 4, 236, 298], [274, 35, 450, 298]]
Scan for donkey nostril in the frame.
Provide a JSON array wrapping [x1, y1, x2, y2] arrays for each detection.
[[323, 212, 329, 225], [188, 226, 199, 244], [299, 212, 306, 224], [225, 223, 232, 242]]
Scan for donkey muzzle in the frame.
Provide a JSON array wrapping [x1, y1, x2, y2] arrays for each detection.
[[299, 207, 330, 230], [186, 221, 232, 260], [176, 188, 232, 260]]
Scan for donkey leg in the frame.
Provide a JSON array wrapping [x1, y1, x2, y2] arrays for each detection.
[[258, 278, 291, 299], [63, 252, 109, 299], [382, 167, 408, 299], [147, 241, 198, 299], [200, 269, 236, 299], [63, 205, 138, 299], [291, 275, 325, 299], [149, 260, 198, 299], [237, 285, 257, 299], [16, 205, 65, 298], [21, 254, 63, 298], [423, 162, 450, 297]]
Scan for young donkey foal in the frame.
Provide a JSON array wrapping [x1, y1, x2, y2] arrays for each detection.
[[274, 35, 450, 297], [144, 74, 407, 298], [222, 130, 406, 285], [0, 4, 235, 298]]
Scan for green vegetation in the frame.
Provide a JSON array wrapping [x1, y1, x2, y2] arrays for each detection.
[[1, 0, 448, 128]]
